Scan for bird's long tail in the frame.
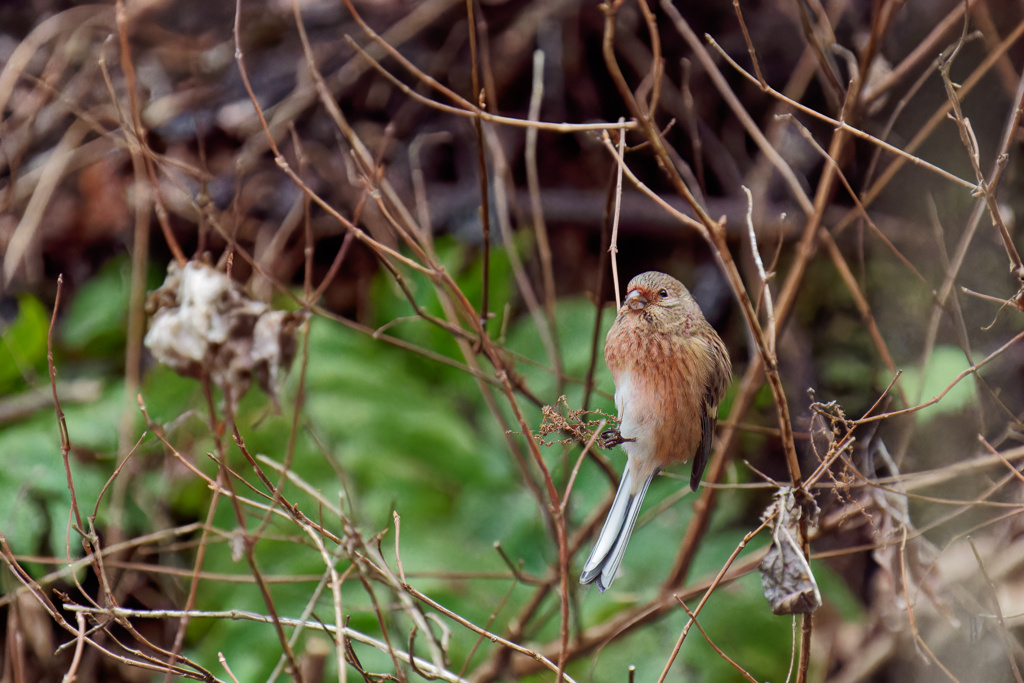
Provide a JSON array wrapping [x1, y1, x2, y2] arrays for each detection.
[[579, 467, 655, 592]]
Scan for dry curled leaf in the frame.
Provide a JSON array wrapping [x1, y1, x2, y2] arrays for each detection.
[[144, 259, 306, 408], [863, 441, 944, 625], [759, 487, 822, 616]]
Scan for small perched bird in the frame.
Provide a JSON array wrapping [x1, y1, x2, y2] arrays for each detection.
[[580, 271, 732, 592]]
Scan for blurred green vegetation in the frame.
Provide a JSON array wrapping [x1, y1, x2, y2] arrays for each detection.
[[0, 243, 862, 682]]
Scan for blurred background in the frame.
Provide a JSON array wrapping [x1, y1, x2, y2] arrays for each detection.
[[2, 0, 1024, 681]]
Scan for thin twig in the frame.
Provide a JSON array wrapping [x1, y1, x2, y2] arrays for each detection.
[[47, 276, 83, 538], [525, 48, 562, 388], [608, 121, 627, 310], [656, 522, 767, 682], [968, 537, 1024, 683], [463, 0, 492, 329], [678, 602, 758, 683], [742, 186, 775, 356], [938, 29, 1024, 280]]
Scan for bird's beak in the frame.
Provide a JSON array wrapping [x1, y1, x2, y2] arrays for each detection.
[[624, 289, 647, 311]]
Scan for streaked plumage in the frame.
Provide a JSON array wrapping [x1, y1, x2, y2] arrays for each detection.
[[580, 271, 731, 592]]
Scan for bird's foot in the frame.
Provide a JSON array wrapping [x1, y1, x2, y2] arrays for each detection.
[[599, 428, 635, 449]]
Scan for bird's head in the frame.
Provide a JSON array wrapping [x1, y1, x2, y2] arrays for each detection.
[[622, 271, 688, 309]]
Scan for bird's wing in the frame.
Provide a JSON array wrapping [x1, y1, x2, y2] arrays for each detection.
[[690, 387, 717, 491]]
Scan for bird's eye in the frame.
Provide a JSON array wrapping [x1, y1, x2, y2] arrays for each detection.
[[658, 289, 669, 298]]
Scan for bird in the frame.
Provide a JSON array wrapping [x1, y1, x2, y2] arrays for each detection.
[[580, 271, 732, 592]]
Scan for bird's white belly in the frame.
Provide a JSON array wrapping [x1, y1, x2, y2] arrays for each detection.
[[614, 370, 657, 480]]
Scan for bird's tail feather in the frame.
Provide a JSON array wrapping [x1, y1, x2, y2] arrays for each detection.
[[579, 468, 654, 592]]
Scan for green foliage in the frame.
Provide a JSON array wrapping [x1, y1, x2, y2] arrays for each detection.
[[506, 295, 616, 409], [0, 385, 117, 558], [0, 242, 801, 682], [0, 256, 162, 559], [900, 344, 977, 419], [61, 256, 134, 355], [303, 315, 498, 525], [0, 294, 49, 392], [367, 236, 515, 371], [0, 262, 140, 558], [153, 244, 535, 678]]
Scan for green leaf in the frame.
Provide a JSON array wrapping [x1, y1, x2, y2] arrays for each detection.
[[0, 294, 50, 391], [61, 379, 126, 452], [0, 415, 108, 556], [61, 256, 132, 355], [901, 345, 977, 419]]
